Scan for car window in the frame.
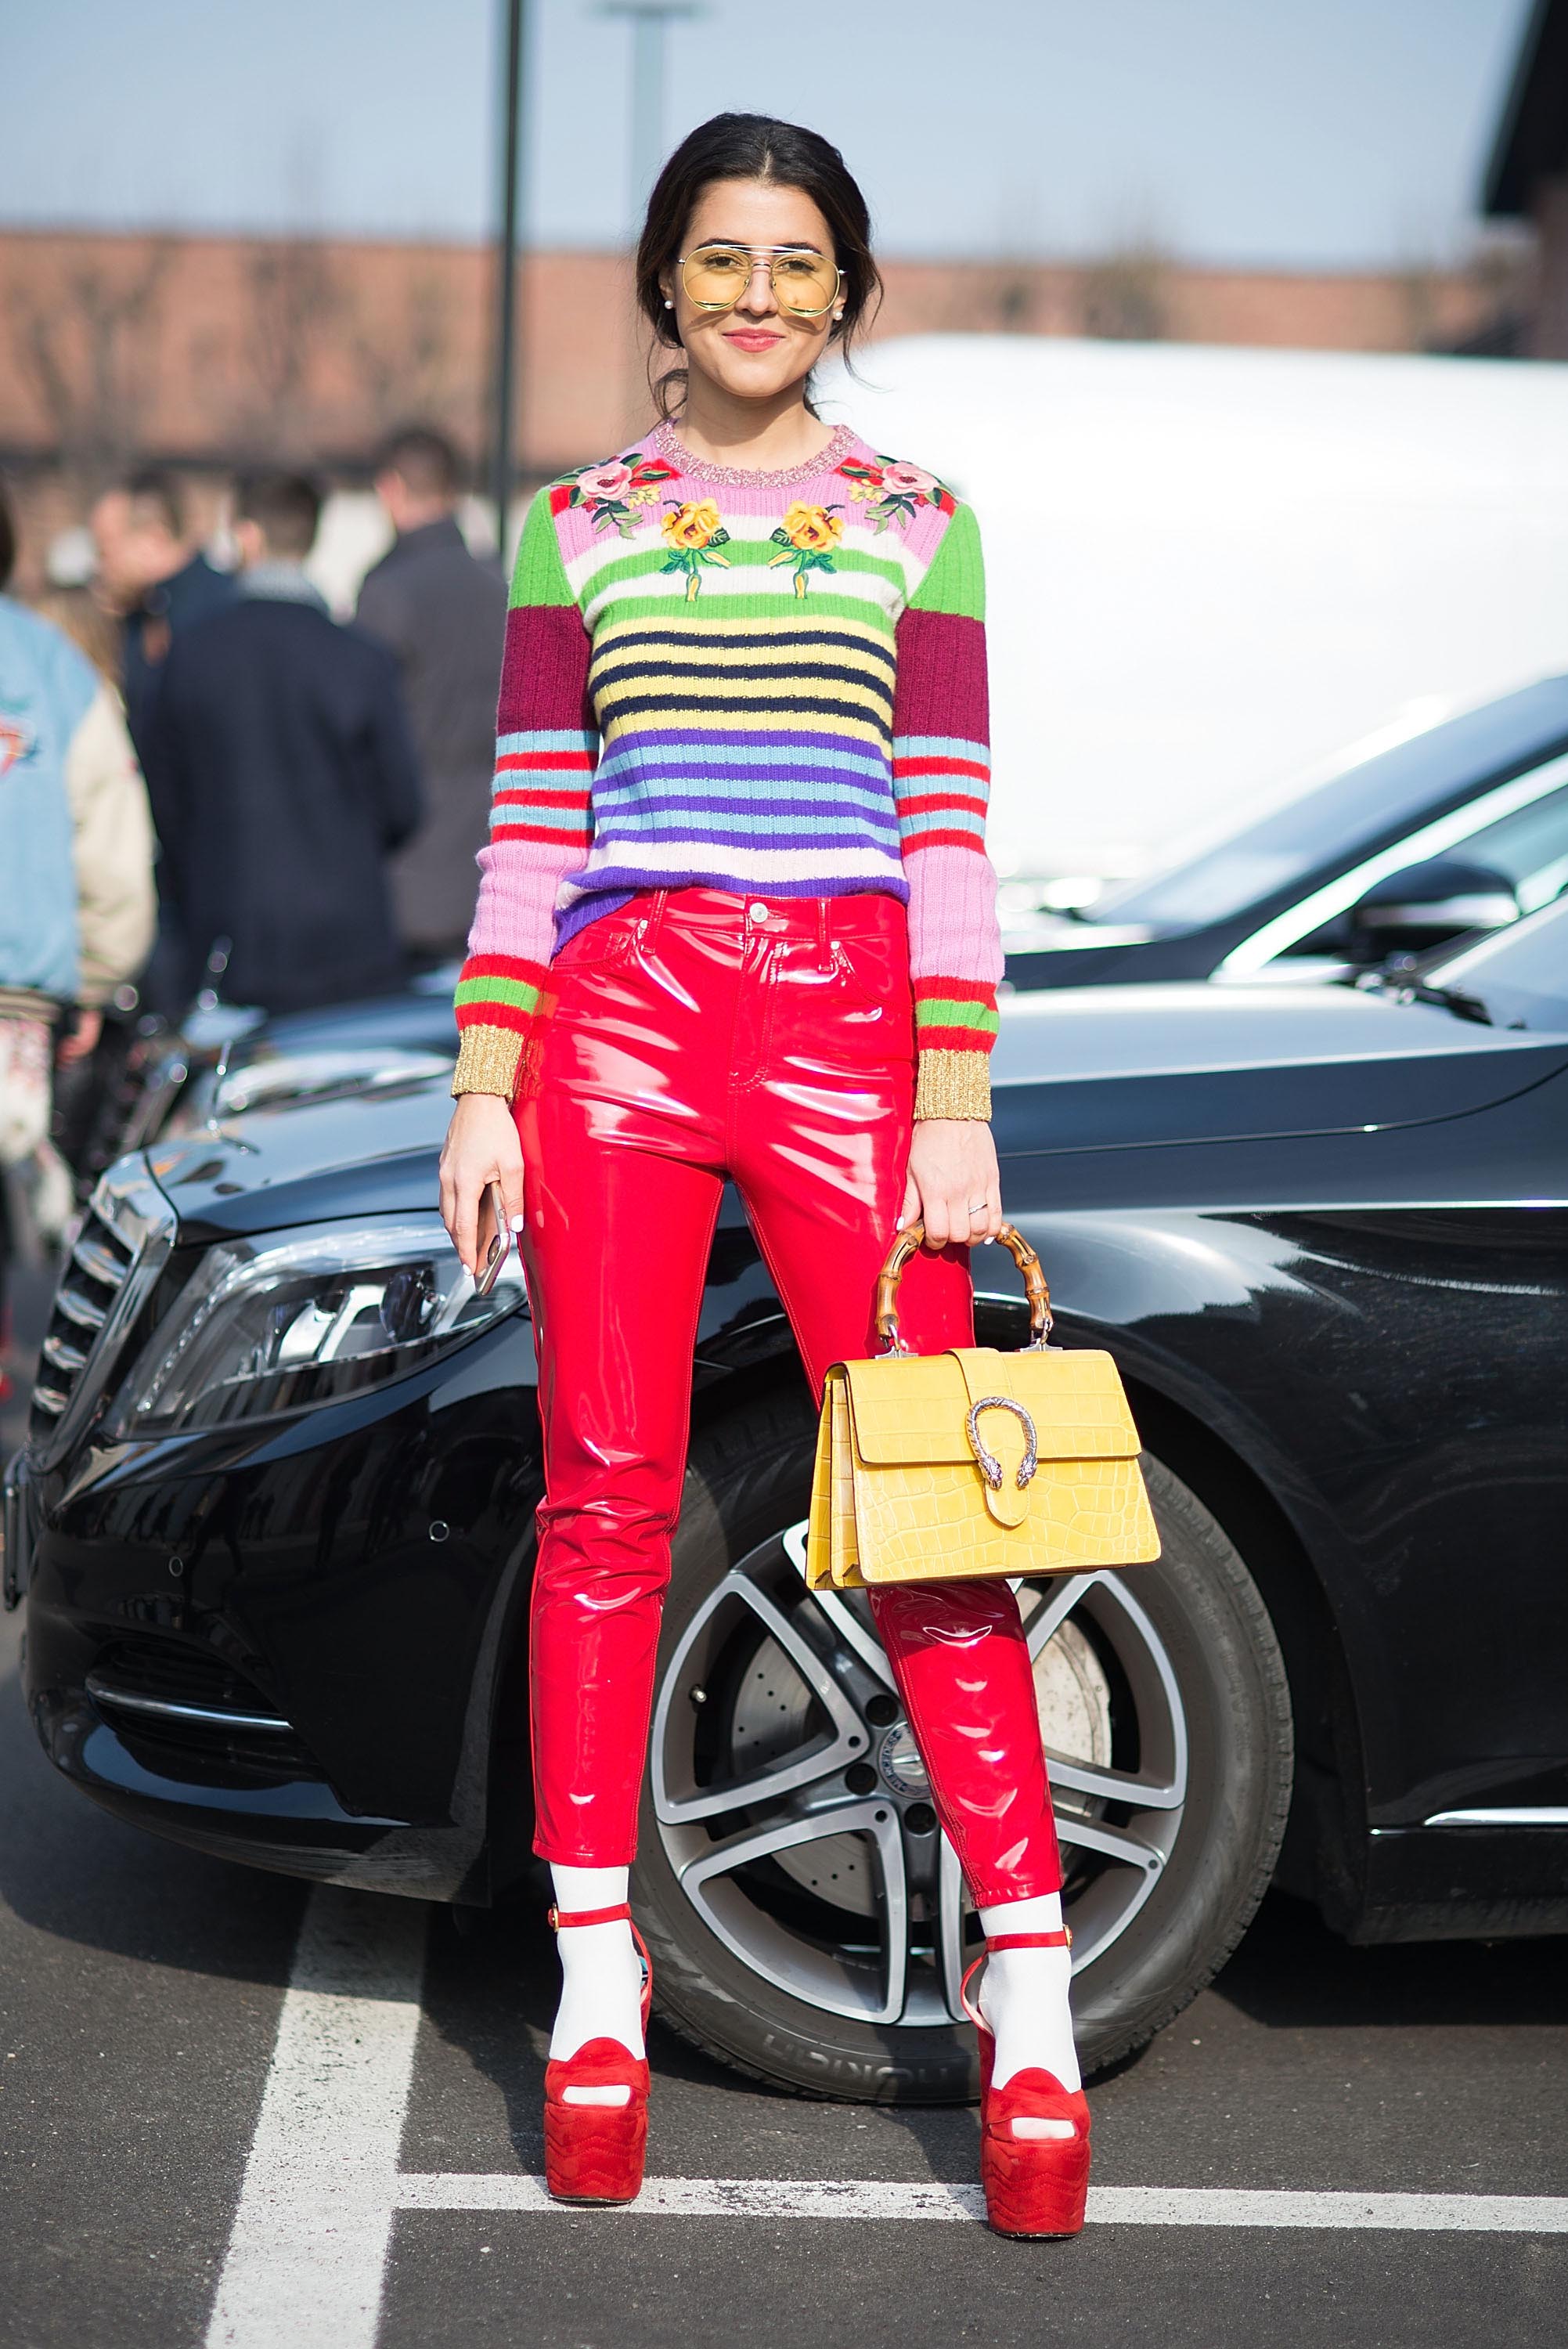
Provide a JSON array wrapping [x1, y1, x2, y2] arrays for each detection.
[[1423, 897, 1568, 1032], [1220, 749, 1568, 976], [1090, 678, 1568, 933], [1459, 784, 1568, 913]]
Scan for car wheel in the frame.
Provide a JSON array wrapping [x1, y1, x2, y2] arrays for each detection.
[[633, 1388, 1293, 2102]]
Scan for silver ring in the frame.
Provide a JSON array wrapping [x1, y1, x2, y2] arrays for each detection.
[[968, 1199, 988, 1215]]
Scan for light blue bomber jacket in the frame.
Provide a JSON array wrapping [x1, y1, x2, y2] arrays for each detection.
[[1, 596, 157, 1016]]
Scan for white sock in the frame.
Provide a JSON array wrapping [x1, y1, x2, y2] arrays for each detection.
[[548, 1865, 646, 2075], [976, 1892, 1081, 2100]]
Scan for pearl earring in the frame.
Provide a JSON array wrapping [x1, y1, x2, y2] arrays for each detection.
[[664, 298, 673, 309]]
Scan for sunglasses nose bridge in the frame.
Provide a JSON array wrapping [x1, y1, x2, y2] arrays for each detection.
[[735, 254, 779, 312]]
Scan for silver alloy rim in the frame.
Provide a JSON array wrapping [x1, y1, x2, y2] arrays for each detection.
[[650, 1521, 1188, 2030]]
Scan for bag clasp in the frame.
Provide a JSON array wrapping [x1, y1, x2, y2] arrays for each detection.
[[965, 1395, 1039, 1491]]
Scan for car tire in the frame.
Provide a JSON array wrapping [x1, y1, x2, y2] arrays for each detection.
[[632, 1387, 1293, 2102]]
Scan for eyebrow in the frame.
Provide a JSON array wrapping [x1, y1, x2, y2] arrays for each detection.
[[694, 238, 825, 254]]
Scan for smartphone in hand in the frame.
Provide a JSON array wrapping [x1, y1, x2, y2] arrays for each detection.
[[474, 1179, 511, 1298]]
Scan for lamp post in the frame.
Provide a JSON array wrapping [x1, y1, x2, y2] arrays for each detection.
[[490, 0, 529, 556], [597, 1, 704, 211]]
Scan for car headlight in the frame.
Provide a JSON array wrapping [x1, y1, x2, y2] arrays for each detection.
[[112, 1216, 526, 1434]]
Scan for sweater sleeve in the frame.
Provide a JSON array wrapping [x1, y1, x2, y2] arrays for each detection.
[[891, 500, 1003, 1120], [452, 489, 597, 1099]]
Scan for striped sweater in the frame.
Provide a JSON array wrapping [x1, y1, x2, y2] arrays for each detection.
[[452, 419, 1002, 1118]]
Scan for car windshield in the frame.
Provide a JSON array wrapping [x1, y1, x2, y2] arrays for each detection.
[[1087, 678, 1568, 932], [1416, 894, 1568, 1032]]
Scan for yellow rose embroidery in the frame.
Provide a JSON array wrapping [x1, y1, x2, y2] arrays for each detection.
[[780, 503, 844, 552], [658, 500, 732, 598], [767, 501, 845, 597], [661, 499, 725, 550]]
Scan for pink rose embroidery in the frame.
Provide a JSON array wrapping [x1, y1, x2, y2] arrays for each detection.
[[565, 451, 679, 537], [834, 452, 950, 534], [879, 461, 936, 498], [577, 461, 635, 502]]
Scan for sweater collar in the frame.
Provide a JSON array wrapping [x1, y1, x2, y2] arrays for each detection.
[[644, 417, 861, 489]]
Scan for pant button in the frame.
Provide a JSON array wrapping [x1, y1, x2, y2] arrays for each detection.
[[748, 901, 769, 922]]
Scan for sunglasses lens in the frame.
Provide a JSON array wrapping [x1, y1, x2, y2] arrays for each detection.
[[773, 254, 838, 315], [683, 246, 752, 307], [680, 247, 840, 316]]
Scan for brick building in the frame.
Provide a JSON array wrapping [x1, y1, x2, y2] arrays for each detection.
[[0, 222, 1530, 578]]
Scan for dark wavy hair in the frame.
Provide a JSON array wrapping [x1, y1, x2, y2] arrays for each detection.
[[634, 113, 882, 421]]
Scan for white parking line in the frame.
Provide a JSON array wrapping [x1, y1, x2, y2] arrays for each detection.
[[204, 1887, 428, 2349], [398, 2174, 1568, 2232], [207, 1885, 1568, 2349]]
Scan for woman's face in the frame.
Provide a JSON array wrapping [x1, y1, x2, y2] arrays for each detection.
[[661, 177, 842, 407]]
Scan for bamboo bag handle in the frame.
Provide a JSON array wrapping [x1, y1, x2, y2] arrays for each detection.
[[874, 1220, 1053, 1354]]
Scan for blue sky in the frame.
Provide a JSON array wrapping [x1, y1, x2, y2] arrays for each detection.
[[0, 0, 1537, 265]]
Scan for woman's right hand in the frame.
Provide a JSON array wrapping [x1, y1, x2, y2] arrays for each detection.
[[438, 1092, 525, 1277]]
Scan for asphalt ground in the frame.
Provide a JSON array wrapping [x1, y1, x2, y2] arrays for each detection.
[[3, 1268, 1567, 2347]]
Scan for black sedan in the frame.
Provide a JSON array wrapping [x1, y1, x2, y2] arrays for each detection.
[[5, 901, 1566, 2105], [1005, 673, 1568, 987]]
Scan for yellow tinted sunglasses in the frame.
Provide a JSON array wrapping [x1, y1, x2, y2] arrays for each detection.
[[678, 243, 844, 319]]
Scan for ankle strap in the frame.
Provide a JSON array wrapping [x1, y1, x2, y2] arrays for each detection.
[[549, 1902, 632, 1930], [986, 1927, 1072, 1953]]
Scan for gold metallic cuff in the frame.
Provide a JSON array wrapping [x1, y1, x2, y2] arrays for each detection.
[[914, 1048, 993, 1121], [451, 1024, 524, 1099]]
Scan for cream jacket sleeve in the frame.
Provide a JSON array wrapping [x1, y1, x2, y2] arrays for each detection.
[[66, 684, 157, 1006]]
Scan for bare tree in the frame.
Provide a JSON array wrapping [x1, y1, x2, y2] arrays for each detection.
[[233, 236, 347, 458], [5, 240, 176, 491], [345, 267, 474, 445], [1079, 239, 1173, 342]]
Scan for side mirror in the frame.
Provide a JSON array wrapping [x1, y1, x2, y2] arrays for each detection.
[[1350, 857, 1518, 958]]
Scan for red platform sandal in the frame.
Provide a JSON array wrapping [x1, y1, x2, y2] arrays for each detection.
[[543, 1902, 653, 2205], [961, 1928, 1091, 2239]]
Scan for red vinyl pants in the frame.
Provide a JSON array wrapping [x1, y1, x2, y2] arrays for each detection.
[[514, 887, 1062, 1904]]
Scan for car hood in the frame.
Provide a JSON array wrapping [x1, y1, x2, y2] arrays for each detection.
[[139, 979, 1566, 1242], [991, 980, 1565, 1152], [143, 1077, 454, 1242]]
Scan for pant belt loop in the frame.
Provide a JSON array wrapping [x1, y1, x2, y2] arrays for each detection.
[[816, 897, 831, 951], [642, 889, 668, 949]]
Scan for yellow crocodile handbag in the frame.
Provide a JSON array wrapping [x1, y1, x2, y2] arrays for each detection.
[[805, 1222, 1161, 1589]]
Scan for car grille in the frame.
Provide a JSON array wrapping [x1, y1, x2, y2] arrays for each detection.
[[26, 1158, 176, 1466], [85, 1639, 321, 1782], [30, 1206, 139, 1437]]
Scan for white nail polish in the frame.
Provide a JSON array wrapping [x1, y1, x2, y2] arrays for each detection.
[[509, 1214, 526, 1233]]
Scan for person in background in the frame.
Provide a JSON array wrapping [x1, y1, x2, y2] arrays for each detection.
[[0, 479, 156, 1377], [30, 585, 124, 695], [88, 468, 236, 754], [29, 578, 156, 1173], [355, 427, 506, 966], [142, 471, 422, 1017]]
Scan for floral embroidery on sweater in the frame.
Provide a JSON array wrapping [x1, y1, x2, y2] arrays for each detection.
[[766, 501, 844, 596], [836, 454, 954, 535], [658, 499, 734, 598], [563, 450, 680, 538]]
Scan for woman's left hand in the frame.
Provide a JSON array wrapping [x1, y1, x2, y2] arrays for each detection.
[[899, 1119, 1004, 1249]]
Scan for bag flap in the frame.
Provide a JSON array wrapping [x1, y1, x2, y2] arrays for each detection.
[[841, 1348, 1141, 1465], [841, 1353, 972, 1464]]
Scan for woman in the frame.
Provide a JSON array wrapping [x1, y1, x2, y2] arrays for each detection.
[[439, 114, 1088, 2238]]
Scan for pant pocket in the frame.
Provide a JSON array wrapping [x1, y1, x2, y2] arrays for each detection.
[[555, 913, 638, 976], [827, 940, 916, 1054]]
